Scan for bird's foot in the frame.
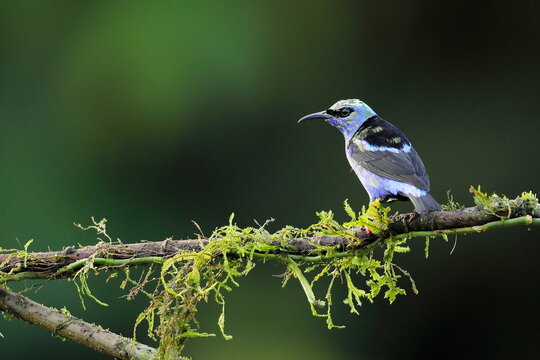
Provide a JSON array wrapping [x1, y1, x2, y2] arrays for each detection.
[[362, 226, 372, 236]]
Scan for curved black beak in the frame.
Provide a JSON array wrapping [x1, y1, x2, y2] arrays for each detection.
[[297, 110, 330, 123]]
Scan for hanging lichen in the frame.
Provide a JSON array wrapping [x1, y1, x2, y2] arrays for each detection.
[[124, 199, 417, 357], [1, 189, 538, 359]]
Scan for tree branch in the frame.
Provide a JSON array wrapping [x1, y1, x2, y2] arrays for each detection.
[[1, 196, 538, 283], [0, 193, 538, 359], [0, 286, 157, 360]]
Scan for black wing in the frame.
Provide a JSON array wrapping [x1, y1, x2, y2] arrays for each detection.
[[348, 116, 430, 190]]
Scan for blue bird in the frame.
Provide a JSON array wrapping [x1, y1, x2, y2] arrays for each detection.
[[298, 99, 442, 213]]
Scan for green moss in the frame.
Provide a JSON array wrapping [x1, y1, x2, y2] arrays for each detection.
[[470, 186, 538, 219], [123, 199, 411, 356], [1, 188, 538, 358], [443, 191, 463, 211]]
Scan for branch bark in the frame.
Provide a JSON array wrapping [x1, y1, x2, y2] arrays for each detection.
[[1, 196, 538, 282], [0, 287, 156, 360]]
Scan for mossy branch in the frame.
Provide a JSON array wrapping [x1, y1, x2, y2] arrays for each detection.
[[0, 286, 157, 360], [0, 188, 538, 359], [1, 195, 538, 282]]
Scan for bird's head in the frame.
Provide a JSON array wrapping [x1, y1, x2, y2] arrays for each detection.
[[298, 99, 377, 141]]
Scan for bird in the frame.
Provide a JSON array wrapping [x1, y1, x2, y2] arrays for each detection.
[[298, 99, 442, 213]]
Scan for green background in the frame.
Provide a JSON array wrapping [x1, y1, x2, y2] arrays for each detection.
[[1, 1, 539, 359]]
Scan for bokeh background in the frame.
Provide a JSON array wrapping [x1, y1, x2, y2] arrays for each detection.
[[1, 1, 539, 359]]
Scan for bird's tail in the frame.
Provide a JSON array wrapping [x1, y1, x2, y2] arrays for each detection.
[[409, 193, 442, 213]]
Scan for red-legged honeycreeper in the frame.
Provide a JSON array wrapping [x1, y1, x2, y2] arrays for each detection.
[[298, 99, 442, 213]]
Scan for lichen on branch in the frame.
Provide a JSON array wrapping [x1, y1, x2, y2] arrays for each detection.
[[1, 188, 539, 358]]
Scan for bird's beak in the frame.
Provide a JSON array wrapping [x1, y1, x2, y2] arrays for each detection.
[[297, 111, 330, 123]]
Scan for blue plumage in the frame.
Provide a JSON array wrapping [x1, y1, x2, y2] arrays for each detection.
[[299, 99, 441, 213]]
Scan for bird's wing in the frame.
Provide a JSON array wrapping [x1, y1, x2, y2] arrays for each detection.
[[348, 117, 430, 190]]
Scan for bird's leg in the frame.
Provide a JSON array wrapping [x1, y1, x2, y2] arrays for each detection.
[[363, 226, 372, 236]]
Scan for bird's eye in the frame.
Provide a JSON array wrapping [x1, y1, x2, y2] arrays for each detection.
[[339, 108, 352, 117]]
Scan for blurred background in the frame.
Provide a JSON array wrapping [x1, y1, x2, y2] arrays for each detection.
[[1, 1, 539, 359]]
